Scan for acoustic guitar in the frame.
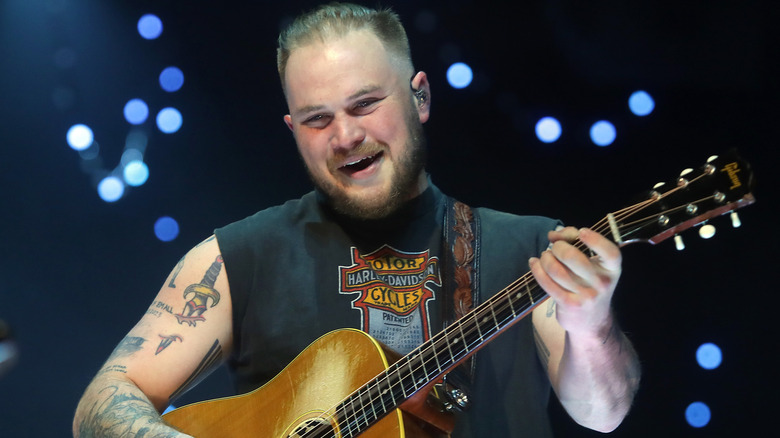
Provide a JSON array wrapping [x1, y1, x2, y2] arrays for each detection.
[[163, 151, 755, 437]]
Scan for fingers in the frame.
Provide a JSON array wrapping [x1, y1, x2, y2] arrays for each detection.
[[578, 228, 622, 273], [531, 227, 622, 298]]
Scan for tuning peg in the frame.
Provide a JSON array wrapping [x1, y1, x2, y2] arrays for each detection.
[[674, 235, 685, 251], [707, 155, 719, 163], [653, 182, 665, 189], [730, 212, 742, 228], [699, 224, 716, 239], [680, 168, 694, 177]]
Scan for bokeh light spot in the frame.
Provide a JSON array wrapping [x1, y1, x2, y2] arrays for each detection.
[[138, 14, 163, 40], [447, 62, 473, 89], [67, 124, 94, 151], [124, 99, 149, 125], [629, 90, 655, 116], [590, 120, 616, 147], [123, 160, 149, 187], [696, 343, 723, 370], [156, 107, 182, 133], [159, 66, 184, 92], [154, 216, 180, 242], [535, 117, 562, 143], [97, 176, 124, 202], [685, 402, 711, 428]]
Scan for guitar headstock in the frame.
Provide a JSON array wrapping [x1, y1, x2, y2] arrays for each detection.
[[605, 150, 756, 247]]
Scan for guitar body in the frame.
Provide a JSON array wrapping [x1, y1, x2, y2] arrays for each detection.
[[163, 329, 451, 437]]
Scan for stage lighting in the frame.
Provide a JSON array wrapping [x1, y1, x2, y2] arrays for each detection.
[[629, 90, 655, 116], [447, 62, 473, 89], [535, 117, 562, 143], [159, 67, 184, 92], [590, 120, 616, 147], [685, 401, 711, 428], [67, 124, 94, 151], [97, 176, 125, 202], [696, 342, 722, 370], [124, 99, 149, 125], [156, 107, 183, 134], [138, 14, 163, 40], [123, 160, 149, 187], [154, 216, 180, 242]]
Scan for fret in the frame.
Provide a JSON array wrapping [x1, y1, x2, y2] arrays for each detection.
[[488, 302, 500, 332], [474, 311, 485, 341], [507, 288, 518, 317], [456, 322, 470, 354], [444, 325, 456, 365], [429, 337, 443, 373]]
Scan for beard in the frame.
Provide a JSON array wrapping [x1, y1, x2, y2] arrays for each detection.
[[305, 111, 427, 220]]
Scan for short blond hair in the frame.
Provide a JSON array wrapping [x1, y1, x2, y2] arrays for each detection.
[[277, 2, 413, 91]]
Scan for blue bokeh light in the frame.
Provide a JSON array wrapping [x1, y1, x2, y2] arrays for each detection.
[[159, 66, 184, 92], [97, 176, 125, 202], [138, 14, 163, 40], [154, 216, 180, 242], [685, 402, 711, 428], [123, 160, 149, 187], [66, 124, 94, 151], [447, 62, 473, 89], [696, 343, 723, 370], [629, 90, 655, 116], [156, 107, 183, 133], [124, 99, 149, 125], [590, 120, 616, 147], [535, 117, 562, 143]]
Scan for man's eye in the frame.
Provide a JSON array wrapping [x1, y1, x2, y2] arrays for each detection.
[[304, 114, 329, 127], [354, 99, 380, 112]]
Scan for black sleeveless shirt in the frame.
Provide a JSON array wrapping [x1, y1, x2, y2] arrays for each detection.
[[215, 183, 559, 437]]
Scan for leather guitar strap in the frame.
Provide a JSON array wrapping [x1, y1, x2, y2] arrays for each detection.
[[440, 196, 480, 409]]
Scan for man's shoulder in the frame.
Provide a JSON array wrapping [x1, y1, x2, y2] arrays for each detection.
[[223, 191, 319, 227], [475, 206, 559, 231]]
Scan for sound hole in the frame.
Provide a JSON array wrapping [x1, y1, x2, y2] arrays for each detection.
[[287, 417, 336, 438]]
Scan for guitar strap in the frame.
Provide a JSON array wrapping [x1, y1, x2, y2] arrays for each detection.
[[439, 196, 480, 411]]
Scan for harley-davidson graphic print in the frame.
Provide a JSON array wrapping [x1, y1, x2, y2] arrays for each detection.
[[339, 245, 441, 354]]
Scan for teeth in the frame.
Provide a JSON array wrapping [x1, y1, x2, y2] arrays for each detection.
[[344, 155, 374, 167]]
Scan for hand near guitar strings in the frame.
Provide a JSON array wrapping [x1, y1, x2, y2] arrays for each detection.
[[529, 226, 622, 344]]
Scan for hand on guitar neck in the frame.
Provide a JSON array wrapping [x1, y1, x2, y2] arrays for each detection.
[[529, 226, 639, 432]]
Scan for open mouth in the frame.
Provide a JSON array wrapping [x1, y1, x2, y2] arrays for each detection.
[[339, 152, 383, 176]]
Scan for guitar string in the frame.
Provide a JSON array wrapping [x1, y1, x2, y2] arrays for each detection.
[[314, 197, 661, 437]]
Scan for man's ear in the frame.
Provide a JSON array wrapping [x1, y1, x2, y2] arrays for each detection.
[[410, 71, 431, 123], [283, 114, 294, 132]]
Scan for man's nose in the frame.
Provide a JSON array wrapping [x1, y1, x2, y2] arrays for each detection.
[[330, 116, 365, 151]]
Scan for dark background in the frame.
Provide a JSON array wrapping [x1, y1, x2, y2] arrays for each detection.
[[0, 0, 776, 436]]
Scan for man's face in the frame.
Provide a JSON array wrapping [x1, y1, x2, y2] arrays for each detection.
[[283, 30, 430, 219]]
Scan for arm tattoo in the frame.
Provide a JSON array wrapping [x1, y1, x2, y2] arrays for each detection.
[[77, 385, 180, 438], [174, 256, 224, 327], [545, 300, 556, 318], [168, 256, 185, 288], [109, 336, 146, 360], [169, 339, 223, 402]]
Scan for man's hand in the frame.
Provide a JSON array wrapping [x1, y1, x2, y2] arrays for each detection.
[[529, 226, 621, 340], [529, 226, 639, 433]]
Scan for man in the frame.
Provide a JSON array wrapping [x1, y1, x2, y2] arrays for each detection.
[[73, 3, 640, 437]]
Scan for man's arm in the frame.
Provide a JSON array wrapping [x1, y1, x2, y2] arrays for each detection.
[[73, 236, 233, 437], [529, 227, 641, 433]]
